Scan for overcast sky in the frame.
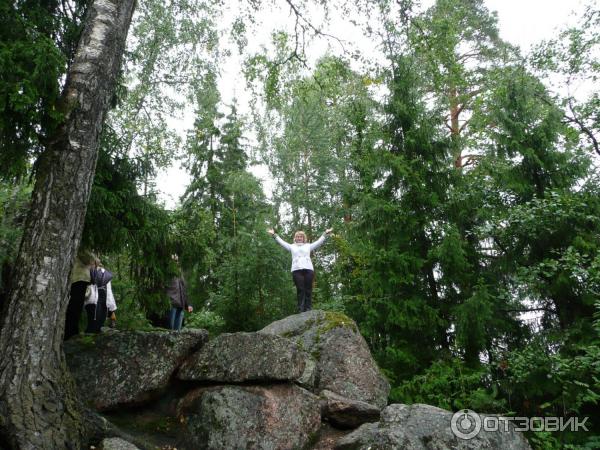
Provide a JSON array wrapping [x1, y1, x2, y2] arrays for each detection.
[[154, 0, 588, 209]]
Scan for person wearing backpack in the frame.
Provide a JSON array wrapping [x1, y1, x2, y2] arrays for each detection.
[[84, 259, 117, 333]]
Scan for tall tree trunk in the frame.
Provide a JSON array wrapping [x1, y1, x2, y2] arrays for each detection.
[[0, 0, 135, 448]]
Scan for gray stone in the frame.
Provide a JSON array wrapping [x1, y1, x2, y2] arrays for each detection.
[[321, 389, 381, 429], [260, 310, 390, 409], [65, 329, 208, 410], [298, 354, 318, 388], [177, 332, 315, 385], [335, 403, 532, 450], [181, 384, 321, 450], [260, 309, 330, 350], [99, 437, 140, 450], [312, 424, 353, 450]]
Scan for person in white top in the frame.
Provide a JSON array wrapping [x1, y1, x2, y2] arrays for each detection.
[[268, 228, 333, 312]]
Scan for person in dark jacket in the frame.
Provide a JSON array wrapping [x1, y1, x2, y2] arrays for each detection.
[[166, 254, 193, 330], [84, 259, 117, 333]]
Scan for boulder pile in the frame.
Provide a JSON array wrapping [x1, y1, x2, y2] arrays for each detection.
[[65, 310, 531, 450]]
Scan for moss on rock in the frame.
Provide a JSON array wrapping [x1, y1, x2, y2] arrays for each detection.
[[319, 311, 358, 334]]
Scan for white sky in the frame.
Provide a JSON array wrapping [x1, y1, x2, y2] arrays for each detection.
[[154, 0, 589, 209]]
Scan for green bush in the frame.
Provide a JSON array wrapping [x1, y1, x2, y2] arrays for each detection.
[[391, 357, 507, 412], [185, 308, 226, 336]]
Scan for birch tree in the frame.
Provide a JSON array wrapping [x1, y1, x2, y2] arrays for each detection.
[[0, 0, 136, 447]]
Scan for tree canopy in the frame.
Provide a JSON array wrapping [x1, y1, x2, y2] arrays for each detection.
[[0, 0, 599, 448]]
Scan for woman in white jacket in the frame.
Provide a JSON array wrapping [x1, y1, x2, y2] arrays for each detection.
[[268, 228, 333, 312]]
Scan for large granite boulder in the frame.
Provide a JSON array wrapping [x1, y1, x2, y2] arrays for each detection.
[[335, 403, 532, 450], [177, 332, 315, 386], [65, 329, 208, 410], [181, 384, 321, 450], [260, 310, 390, 409]]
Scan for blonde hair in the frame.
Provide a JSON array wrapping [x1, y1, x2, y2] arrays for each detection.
[[294, 231, 307, 243]]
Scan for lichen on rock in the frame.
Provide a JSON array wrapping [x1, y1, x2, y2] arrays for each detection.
[[260, 310, 390, 409], [65, 329, 208, 411]]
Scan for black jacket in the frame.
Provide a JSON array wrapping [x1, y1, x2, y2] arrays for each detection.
[[166, 277, 188, 309]]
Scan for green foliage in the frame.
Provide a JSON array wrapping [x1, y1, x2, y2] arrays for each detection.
[[454, 284, 494, 367], [392, 358, 506, 412], [530, 2, 599, 158], [4, 0, 600, 446], [481, 66, 578, 200], [180, 77, 295, 331], [105, 0, 221, 194], [489, 183, 600, 330], [82, 142, 180, 316], [109, 277, 153, 331], [503, 333, 600, 417], [241, 4, 600, 446], [408, 0, 516, 165], [0, 180, 32, 297], [0, 0, 88, 180], [185, 309, 225, 336], [208, 171, 294, 331], [338, 53, 452, 380]]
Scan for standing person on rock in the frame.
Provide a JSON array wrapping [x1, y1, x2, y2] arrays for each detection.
[[64, 249, 95, 340], [166, 254, 193, 330], [268, 228, 333, 312], [84, 258, 117, 333]]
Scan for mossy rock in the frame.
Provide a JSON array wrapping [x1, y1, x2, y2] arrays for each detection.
[[260, 310, 390, 409], [260, 310, 357, 351], [65, 329, 208, 411], [319, 311, 358, 334]]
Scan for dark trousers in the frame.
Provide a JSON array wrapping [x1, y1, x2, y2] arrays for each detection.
[[85, 289, 107, 333], [292, 269, 314, 312], [64, 281, 88, 340]]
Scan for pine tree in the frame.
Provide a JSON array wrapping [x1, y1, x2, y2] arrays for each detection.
[[340, 54, 453, 379]]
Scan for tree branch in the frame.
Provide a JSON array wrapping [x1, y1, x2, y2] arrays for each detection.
[[458, 118, 472, 134], [536, 93, 599, 157], [283, 0, 347, 53], [458, 51, 483, 62], [565, 98, 600, 157]]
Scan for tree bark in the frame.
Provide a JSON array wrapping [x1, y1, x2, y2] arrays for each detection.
[[0, 0, 135, 448]]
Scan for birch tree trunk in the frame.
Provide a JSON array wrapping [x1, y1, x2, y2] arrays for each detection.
[[0, 0, 135, 448]]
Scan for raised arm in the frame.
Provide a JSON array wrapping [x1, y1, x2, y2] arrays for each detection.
[[309, 234, 326, 251], [310, 228, 333, 251], [268, 229, 291, 251]]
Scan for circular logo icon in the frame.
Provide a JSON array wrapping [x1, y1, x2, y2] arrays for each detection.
[[451, 409, 482, 440]]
